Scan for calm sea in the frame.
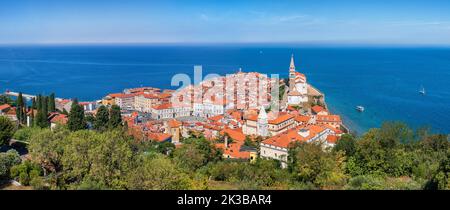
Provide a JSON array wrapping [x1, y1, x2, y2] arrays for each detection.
[[0, 45, 449, 134]]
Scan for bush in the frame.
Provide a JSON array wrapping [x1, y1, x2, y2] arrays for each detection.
[[13, 127, 43, 142], [0, 149, 21, 180], [10, 160, 42, 186], [347, 175, 423, 190]]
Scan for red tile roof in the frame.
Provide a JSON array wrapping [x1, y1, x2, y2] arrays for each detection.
[[50, 114, 68, 124], [222, 142, 251, 159], [311, 105, 326, 114], [167, 119, 182, 128], [148, 133, 172, 142], [326, 135, 338, 144], [0, 104, 11, 111], [152, 103, 172, 110], [268, 114, 293, 125], [316, 115, 341, 122], [295, 115, 311, 123], [220, 128, 246, 142], [262, 125, 328, 148]]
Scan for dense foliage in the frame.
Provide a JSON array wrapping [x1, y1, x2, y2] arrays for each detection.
[[0, 120, 449, 190]]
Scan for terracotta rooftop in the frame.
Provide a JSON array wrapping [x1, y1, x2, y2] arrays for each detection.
[[262, 125, 329, 148], [0, 104, 11, 111]]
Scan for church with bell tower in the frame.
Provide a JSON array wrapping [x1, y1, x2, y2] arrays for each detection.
[[287, 54, 308, 105]]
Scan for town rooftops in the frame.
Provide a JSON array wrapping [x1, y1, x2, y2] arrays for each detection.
[[311, 105, 326, 114], [316, 115, 342, 122], [262, 125, 329, 148], [50, 114, 68, 124], [148, 132, 172, 142], [268, 114, 294, 125], [208, 115, 224, 122], [220, 128, 246, 142], [152, 103, 172, 110], [222, 142, 252, 159], [295, 115, 311, 123], [0, 104, 11, 111], [167, 119, 182, 128], [245, 113, 293, 125]]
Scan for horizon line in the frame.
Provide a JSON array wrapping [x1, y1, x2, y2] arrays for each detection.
[[1, 41, 450, 48]]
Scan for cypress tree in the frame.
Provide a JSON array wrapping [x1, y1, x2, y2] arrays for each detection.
[[67, 99, 86, 131], [36, 96, 49, 128], [94, 105, 109, 131], [42, 96, 48, 117], [36, 95, 42, 112], [31, 97, 37, 109], [109, 105, 122, 129], [48, 93, 56, 112], [15, 92, 26, 124]]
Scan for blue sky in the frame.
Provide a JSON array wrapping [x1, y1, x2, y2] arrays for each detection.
[[1, 0, 450, 45]]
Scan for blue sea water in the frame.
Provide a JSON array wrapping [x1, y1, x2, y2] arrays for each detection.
[[0, 45, 449, 134]]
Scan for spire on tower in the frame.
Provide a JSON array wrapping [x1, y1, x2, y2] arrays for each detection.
[[290, 54, 295, 70], [289, 54, 296, 79]]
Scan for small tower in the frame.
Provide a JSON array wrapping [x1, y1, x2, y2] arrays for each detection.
[[257, 106, 269, 137]]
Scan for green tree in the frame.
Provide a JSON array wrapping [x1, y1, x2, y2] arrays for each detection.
[[426, 152, 450, 190], [333, 134, 356, 156], [28, 128, 69, 176], [0, 116, 15, 146], [67, 99, 87, 131], [243, 135, 257, 148], [35, 95, 49, 128], [289, 142, 348, 189], [61, 130, 133, 189], [94, 105, 109, 131], [48, 93, 56, 112], [0, 149, 21, 180], [0, 95, 14, 105], [347, 123, 416, 177], [174, 137, 222, 171], [127, 154, 192, 190], [109, 105, 122, 129], [16, 92, 26, 124]]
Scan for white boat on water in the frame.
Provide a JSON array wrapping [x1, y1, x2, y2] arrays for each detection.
[[419, 86, 426, 95], [356, 106, 365, 112]]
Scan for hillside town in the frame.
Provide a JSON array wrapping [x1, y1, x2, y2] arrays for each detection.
[[1, 55, 346, 168]]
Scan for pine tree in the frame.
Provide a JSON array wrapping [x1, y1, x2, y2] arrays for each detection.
[[109, 105, 122, 129], [67, 99, 87, 131], [48, 93, 56, 112], [94, 105, 109, 131]]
